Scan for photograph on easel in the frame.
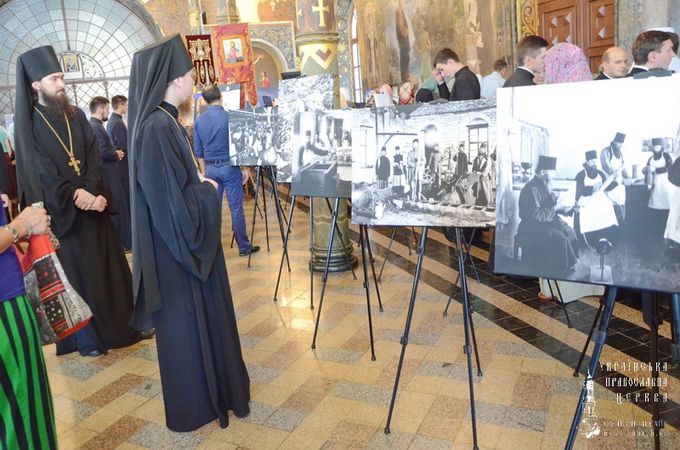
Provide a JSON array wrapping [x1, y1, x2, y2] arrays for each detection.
[[290, 109, 353, 198], [228, 109, 285, 166], [494, 75, 680, 293], [275, 73, 335, 182], [350, 99, 497, 227]]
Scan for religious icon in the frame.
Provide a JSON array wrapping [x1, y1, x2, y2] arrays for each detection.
[[223, 38, 244, 63], [62, 54, 79, 73]]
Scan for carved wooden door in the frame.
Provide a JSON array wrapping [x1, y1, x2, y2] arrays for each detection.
[[538, 0, 616, 73]]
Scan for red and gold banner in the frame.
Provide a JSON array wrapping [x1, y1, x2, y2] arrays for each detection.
[[186, 34, 217, 86], [213, 23, 257, 108]]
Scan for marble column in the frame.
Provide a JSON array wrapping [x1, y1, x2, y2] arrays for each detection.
[[188, 0, 203, 34], [216, 0, 240, 25], [296, 0, 357, 272]]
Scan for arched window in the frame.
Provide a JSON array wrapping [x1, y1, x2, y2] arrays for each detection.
[[350, 6, 364, 103]]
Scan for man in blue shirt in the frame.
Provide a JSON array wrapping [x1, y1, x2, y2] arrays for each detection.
[[194, 84, 259, 256]]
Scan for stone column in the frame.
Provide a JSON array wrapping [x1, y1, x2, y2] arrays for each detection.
[[188, 0, 203, 34], [296, 0, 357, 272], [641, 0, 668, 30], [216, 0, 240, 25]]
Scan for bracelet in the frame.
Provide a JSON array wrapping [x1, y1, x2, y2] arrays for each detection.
[[1, 225, 19, 244], [14, 217, 33, 237]]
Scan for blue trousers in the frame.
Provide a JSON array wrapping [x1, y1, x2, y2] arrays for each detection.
[[205, 163, 251, 252]]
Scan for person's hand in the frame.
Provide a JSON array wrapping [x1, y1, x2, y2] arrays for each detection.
[[1, 193, 9, 208], [432, 69, 444, 84], [241, 167, 250, 185], [593, 182, 602, 191], [198, 173, 218, 189], [90, 195, 107, 212], [116, 150, 125, 160], [14, 206, 50, 236], [74, 188, 96, 210]]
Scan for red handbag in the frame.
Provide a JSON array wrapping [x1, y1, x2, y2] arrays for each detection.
[[16, 234, 92, 345]]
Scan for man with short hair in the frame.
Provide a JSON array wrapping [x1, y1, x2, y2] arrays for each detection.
[[194, 84, 259, 257], [481, 59, 508, 98], [432, 48, 481, 101], [407, 138, 421, 201], [107, 94, 130, 198], [14, 46, 141, 356], [89, 96, 131, 249], [628, 30, 676, 76], [503, 35, 549, 87], [128, 34, 250, 433], [595, 47, 629, 80]]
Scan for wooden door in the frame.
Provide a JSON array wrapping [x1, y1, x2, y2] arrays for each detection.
[[538, 0, 616, 74]]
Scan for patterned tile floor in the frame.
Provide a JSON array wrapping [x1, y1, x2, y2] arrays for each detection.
[[45, 189, 680, 449]]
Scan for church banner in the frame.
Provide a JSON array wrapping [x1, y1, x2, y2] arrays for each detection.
[[213, 23, 258, 108], [185, 34, 217, 86]]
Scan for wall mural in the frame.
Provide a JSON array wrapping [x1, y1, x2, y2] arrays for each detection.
[[354, 0, 515, 91]]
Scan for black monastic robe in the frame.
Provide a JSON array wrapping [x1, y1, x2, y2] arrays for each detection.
[[31, 104, 140, 354], [517, 176, 579, 274], [132, 101, 250, 432]]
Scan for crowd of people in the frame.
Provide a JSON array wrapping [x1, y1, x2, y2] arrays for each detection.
[[1, 18, 678, 448]]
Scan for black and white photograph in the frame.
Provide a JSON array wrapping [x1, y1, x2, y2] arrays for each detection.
[[494, 75, 680, 293], [290, 109, 353, 198], [228, 109, 285, 166], [351, 99, 497, 227], [275, 73, 335, 182]]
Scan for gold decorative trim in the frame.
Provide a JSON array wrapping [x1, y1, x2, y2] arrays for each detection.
[[517, 0, 538, 38]]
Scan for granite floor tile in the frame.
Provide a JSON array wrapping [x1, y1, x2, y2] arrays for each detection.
[[127, 422, 204, 449], [329, 380, 392, 406], [80, 416, 147, 449], [83, 374, 146, 407], [262, 408, 308, 432], [245, 364, 283, 384], [52, 359, 105, 381], [129, 379, 163, 399], [364, 429, 415, 449]]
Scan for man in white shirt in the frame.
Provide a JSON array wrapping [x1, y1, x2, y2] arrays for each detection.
[[480, 59, 507, 98]]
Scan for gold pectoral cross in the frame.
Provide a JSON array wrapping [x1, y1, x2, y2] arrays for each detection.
[[69, 155, 81, 176]]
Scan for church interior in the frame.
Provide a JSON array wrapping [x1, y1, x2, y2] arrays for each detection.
[[1, 0, 679, 449]]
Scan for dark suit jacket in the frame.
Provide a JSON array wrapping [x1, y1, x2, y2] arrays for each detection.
[[594, 72, 611, 80], [438, 66, 481, 101], [503, 68, 535, 87], [626, 66, 649, 77]]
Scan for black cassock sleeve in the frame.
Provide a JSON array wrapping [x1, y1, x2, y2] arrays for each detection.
[[137, 120, 220, 281]]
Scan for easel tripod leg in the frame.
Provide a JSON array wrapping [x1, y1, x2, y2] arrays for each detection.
[[565, 286, 617, 449], [247, 166, 262, 268], [385, 227, 429, 434], [273, 196, 297, 302], [455, 227, 480, 449], [363, 227, 384, 311], [311, 198, 341, 349], [377, 226, 398, 282], [359, 225, 377, 361]]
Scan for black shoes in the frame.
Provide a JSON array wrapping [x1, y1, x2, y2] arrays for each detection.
[[85, 350, 102, 357], [140, 328, 156, 340], [239, 245, 261, 257]]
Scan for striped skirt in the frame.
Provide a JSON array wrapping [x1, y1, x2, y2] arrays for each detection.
[[1, 295, 58, 449]]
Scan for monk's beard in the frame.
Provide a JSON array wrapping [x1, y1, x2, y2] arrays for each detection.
[[42, 89, 76, 118], [584, 165, 598, 178], [177, 97, 194, 119]]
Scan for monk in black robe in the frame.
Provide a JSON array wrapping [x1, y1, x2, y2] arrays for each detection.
[[128, 34, 250, 433], [14, 46, 140, 356], [516, 156, 579, 275]]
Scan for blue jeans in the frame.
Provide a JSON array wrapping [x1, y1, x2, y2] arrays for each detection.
[[205, 163, 251, 252]]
